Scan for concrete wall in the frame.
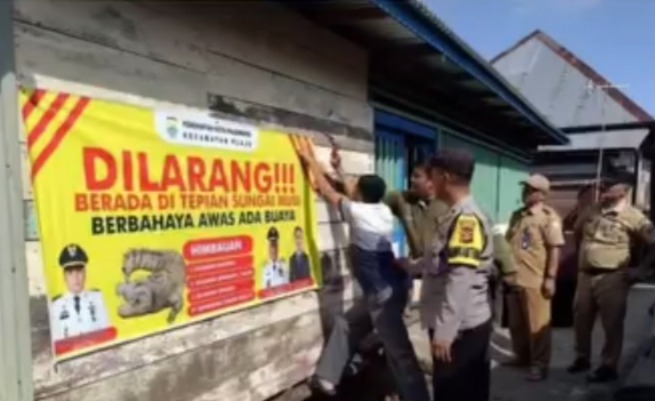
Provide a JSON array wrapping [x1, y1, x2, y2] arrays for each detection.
[[14, 1, 373, 400]]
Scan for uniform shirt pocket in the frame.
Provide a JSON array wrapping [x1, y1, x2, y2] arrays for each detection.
[[521, 221, 543, 250], [594, 219, 624, 244]]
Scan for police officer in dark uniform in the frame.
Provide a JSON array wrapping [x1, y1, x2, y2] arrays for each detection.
[[262, 227, 289, 288], [50, 244, 110, 340]]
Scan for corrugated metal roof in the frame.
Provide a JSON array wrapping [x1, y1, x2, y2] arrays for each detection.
[[284, 0, 569, 147], [492, 30, 652, 128], [380, 0, 568, 143], [539, 129, 649, 152]]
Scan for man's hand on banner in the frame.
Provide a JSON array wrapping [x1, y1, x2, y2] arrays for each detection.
[[330, 144, 342, 171], [296, 144, 313, 164], [296, 139, 315, 164], [289, 134, 319, 192]]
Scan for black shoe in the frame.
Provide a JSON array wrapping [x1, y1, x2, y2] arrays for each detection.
[[343, 353, 364, 377], [526, 366, 548, 382], [587, 366, 618, 383], [567, 358, 591, 373], [309, 375, 337, 397], [502, 358, 530, 368]]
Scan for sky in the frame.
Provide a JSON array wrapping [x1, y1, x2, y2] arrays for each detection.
[[427, 0, 655, 117]]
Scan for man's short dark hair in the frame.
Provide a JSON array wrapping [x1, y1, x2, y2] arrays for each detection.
[[294, 226, 303, 235], [357, 174, 387, 203], [413, 163, 429, 174], [578, 184, 594, 199], [429, 149, 475, 183]]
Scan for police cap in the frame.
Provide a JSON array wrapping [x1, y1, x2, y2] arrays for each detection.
[[267, 227, 280, 243], [428, 149, 475, 181], [59, 244, 88, 268]]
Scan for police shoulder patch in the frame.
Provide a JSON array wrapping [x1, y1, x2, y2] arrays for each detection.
[[454, 214, 478, 244]]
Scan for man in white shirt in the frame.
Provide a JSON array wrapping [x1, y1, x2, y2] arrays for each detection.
[[298, 147, 430, 401], [50, 244, 111, 341]]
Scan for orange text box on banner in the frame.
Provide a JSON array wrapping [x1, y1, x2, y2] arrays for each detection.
[[20, 89, 321, 361]]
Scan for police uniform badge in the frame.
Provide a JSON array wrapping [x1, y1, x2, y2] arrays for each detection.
[[67, 245, 78, 258], [457, 219, 476, 244], [521, 227, 532, 249]]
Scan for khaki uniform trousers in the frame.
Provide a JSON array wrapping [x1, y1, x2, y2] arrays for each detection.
[[573, 270, 629, 369], [507, 287, 552, 368]]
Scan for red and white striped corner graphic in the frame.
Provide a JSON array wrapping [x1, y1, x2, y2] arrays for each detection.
[[21, 88, 91, 181]]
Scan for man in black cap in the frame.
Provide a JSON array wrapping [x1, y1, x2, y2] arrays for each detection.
[[568, 176, 655, 382], [262, 226, 289, 288], [50, 244, 110, 341]]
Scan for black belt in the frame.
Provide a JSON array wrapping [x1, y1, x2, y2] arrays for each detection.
[[582, 267, 622, 276]]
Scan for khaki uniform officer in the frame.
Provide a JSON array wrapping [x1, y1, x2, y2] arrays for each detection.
[[568, 178, 655, 382], [506, 174, 564, 381], [386, 165, 449, 316], [386, 188, 447, 261]]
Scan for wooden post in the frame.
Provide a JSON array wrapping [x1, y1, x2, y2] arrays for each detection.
[[0, 0, 34, 400]]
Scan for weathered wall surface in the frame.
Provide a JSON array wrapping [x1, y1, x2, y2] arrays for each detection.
[[14, 1, 373, 400]]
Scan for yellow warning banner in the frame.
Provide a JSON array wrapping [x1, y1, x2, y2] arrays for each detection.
[[21, 89, 321, 360]]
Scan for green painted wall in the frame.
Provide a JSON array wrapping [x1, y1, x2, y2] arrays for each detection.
[[440, 131, 529, 224]]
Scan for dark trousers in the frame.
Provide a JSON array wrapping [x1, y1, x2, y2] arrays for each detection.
[[574, 271, 629, 369], [314, 305, 373, 385], [315, 288, 430, 401], [429, 320, 492, 401]]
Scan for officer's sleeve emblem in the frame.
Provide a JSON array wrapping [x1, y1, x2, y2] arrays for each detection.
[[457, 220, 475, 244], [447, 214, 485, 268]]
